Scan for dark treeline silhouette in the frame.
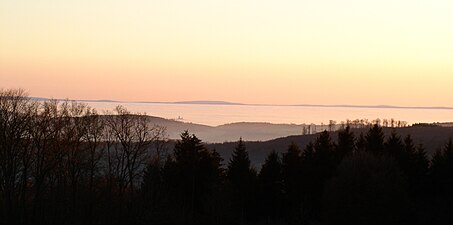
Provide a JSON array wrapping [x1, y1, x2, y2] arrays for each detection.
[[1, 89, 453, 225], [302, 118, 408, 135]]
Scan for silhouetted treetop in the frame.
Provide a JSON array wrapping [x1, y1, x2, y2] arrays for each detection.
[[365, 124, 385, 155], [336, 126, 355, 159], [227, 138, 254, 183], [384, 130, 404, 157]]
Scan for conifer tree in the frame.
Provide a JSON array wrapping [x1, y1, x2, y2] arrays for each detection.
[[384, 130, 405, 160], [227, 138, 255, 186], [365, 124, 385, 155], [302, 142, 314, 161], [404, 135, 416, 156], [313, 131, 335, 174], [282, 143, 302, 188], [336, 126, 355, 161], [282, 143, 303, 223], [356, 132, 366, 153], [430, 138, 453, 184], [404, 135, 428, 182], [258, 151, 283, 221], [412, 143, 429, 179], [306, 131, 336, 221], [260, 151, 282, 188], [429, 139, 453, 225], [314, 131, 335, 159], [140, 160, 166, 223], [430, 139, 453, 181], [141, 160, 163, 205], [226, 138, 256, 224], [170, 131, 223, 224]]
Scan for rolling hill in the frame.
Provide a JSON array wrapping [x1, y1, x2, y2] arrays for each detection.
[[207, 126, 453, 167]]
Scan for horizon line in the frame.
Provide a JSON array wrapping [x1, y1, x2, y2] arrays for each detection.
[[30, 97, 453, 110], [30, 97, 453, 111]]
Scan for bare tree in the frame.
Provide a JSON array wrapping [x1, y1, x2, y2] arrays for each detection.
[[328, 120, 337, 132], [80, 107, 105, 218], [390, 118, 395, 128], [104, 106, 166, 196], [372, 118, 382, 127], [0, 89, 36, 224], [29, 100, 69, 222], [382, 119, 389, 127], [56, 101, 94, 222]]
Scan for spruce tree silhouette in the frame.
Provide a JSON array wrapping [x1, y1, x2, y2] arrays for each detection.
[[430, 139, 453, 172], [169, 131, 223, 225], [302, 142, 314, 161], [384, 130, 405, 160], [313, 131, 335, 175], [430, 139, 453, 225], [305, 131, 336, 222], [407, 137, 429, 184], [140, 160, 164, 223], [297, 142, 317, 223], [258, 151, 283, 222], [365, 124, 385, 155], [404, 135, 416, 156], [356, 132, 366, 153], [404, 135, 430, 225], [282, 143, 303, 224], [336, 126, 355, 161], [226, 138, 256, 224], [314, 131, 334, 154], [402, 135, 429, 182]]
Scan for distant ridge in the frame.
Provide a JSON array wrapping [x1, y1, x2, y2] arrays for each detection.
[[291, 104, 453, 110], [30, 97, 453, 110], [171, 101, 244, 105], [31, 97, 119, 103], [135, 100, 244, 105]]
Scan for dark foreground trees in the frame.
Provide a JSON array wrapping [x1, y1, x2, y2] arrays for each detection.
[[429, 139, 453, 225], [323, 153, 410, 225], [0, 89, 167, 225], [2, 89, 453, 225], [226, 138, 257, 224], [140, 131, 223, 225], [0, 89, 36, 225]]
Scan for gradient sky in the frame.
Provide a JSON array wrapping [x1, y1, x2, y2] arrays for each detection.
[[1, 0, 453, 106]]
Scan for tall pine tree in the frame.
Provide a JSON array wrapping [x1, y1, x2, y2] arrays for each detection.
[[282, 143, 303, 224], [365, 124, 385, 155], [429, 139, 453, 225], [167, 131, 223, 225], [336, 126, 355, 161], [384, 130, 405, 161], [258, 151, 283, 222], [226, 138, 256, 224]]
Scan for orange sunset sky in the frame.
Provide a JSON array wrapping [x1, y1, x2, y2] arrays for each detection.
[[1, 0, 453, 106]]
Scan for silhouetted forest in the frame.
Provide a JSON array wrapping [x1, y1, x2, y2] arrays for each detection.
[[1, 89, 453, 225]]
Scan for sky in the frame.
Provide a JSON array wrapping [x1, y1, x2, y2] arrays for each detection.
[[1, 0, 453, 106]]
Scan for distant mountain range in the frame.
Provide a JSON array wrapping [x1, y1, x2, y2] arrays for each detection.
[[31, 97, 119, 103], [31, 97, 453, 110]]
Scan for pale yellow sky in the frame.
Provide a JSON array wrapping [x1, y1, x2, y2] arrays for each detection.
[[1, 0, 453, 106]]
